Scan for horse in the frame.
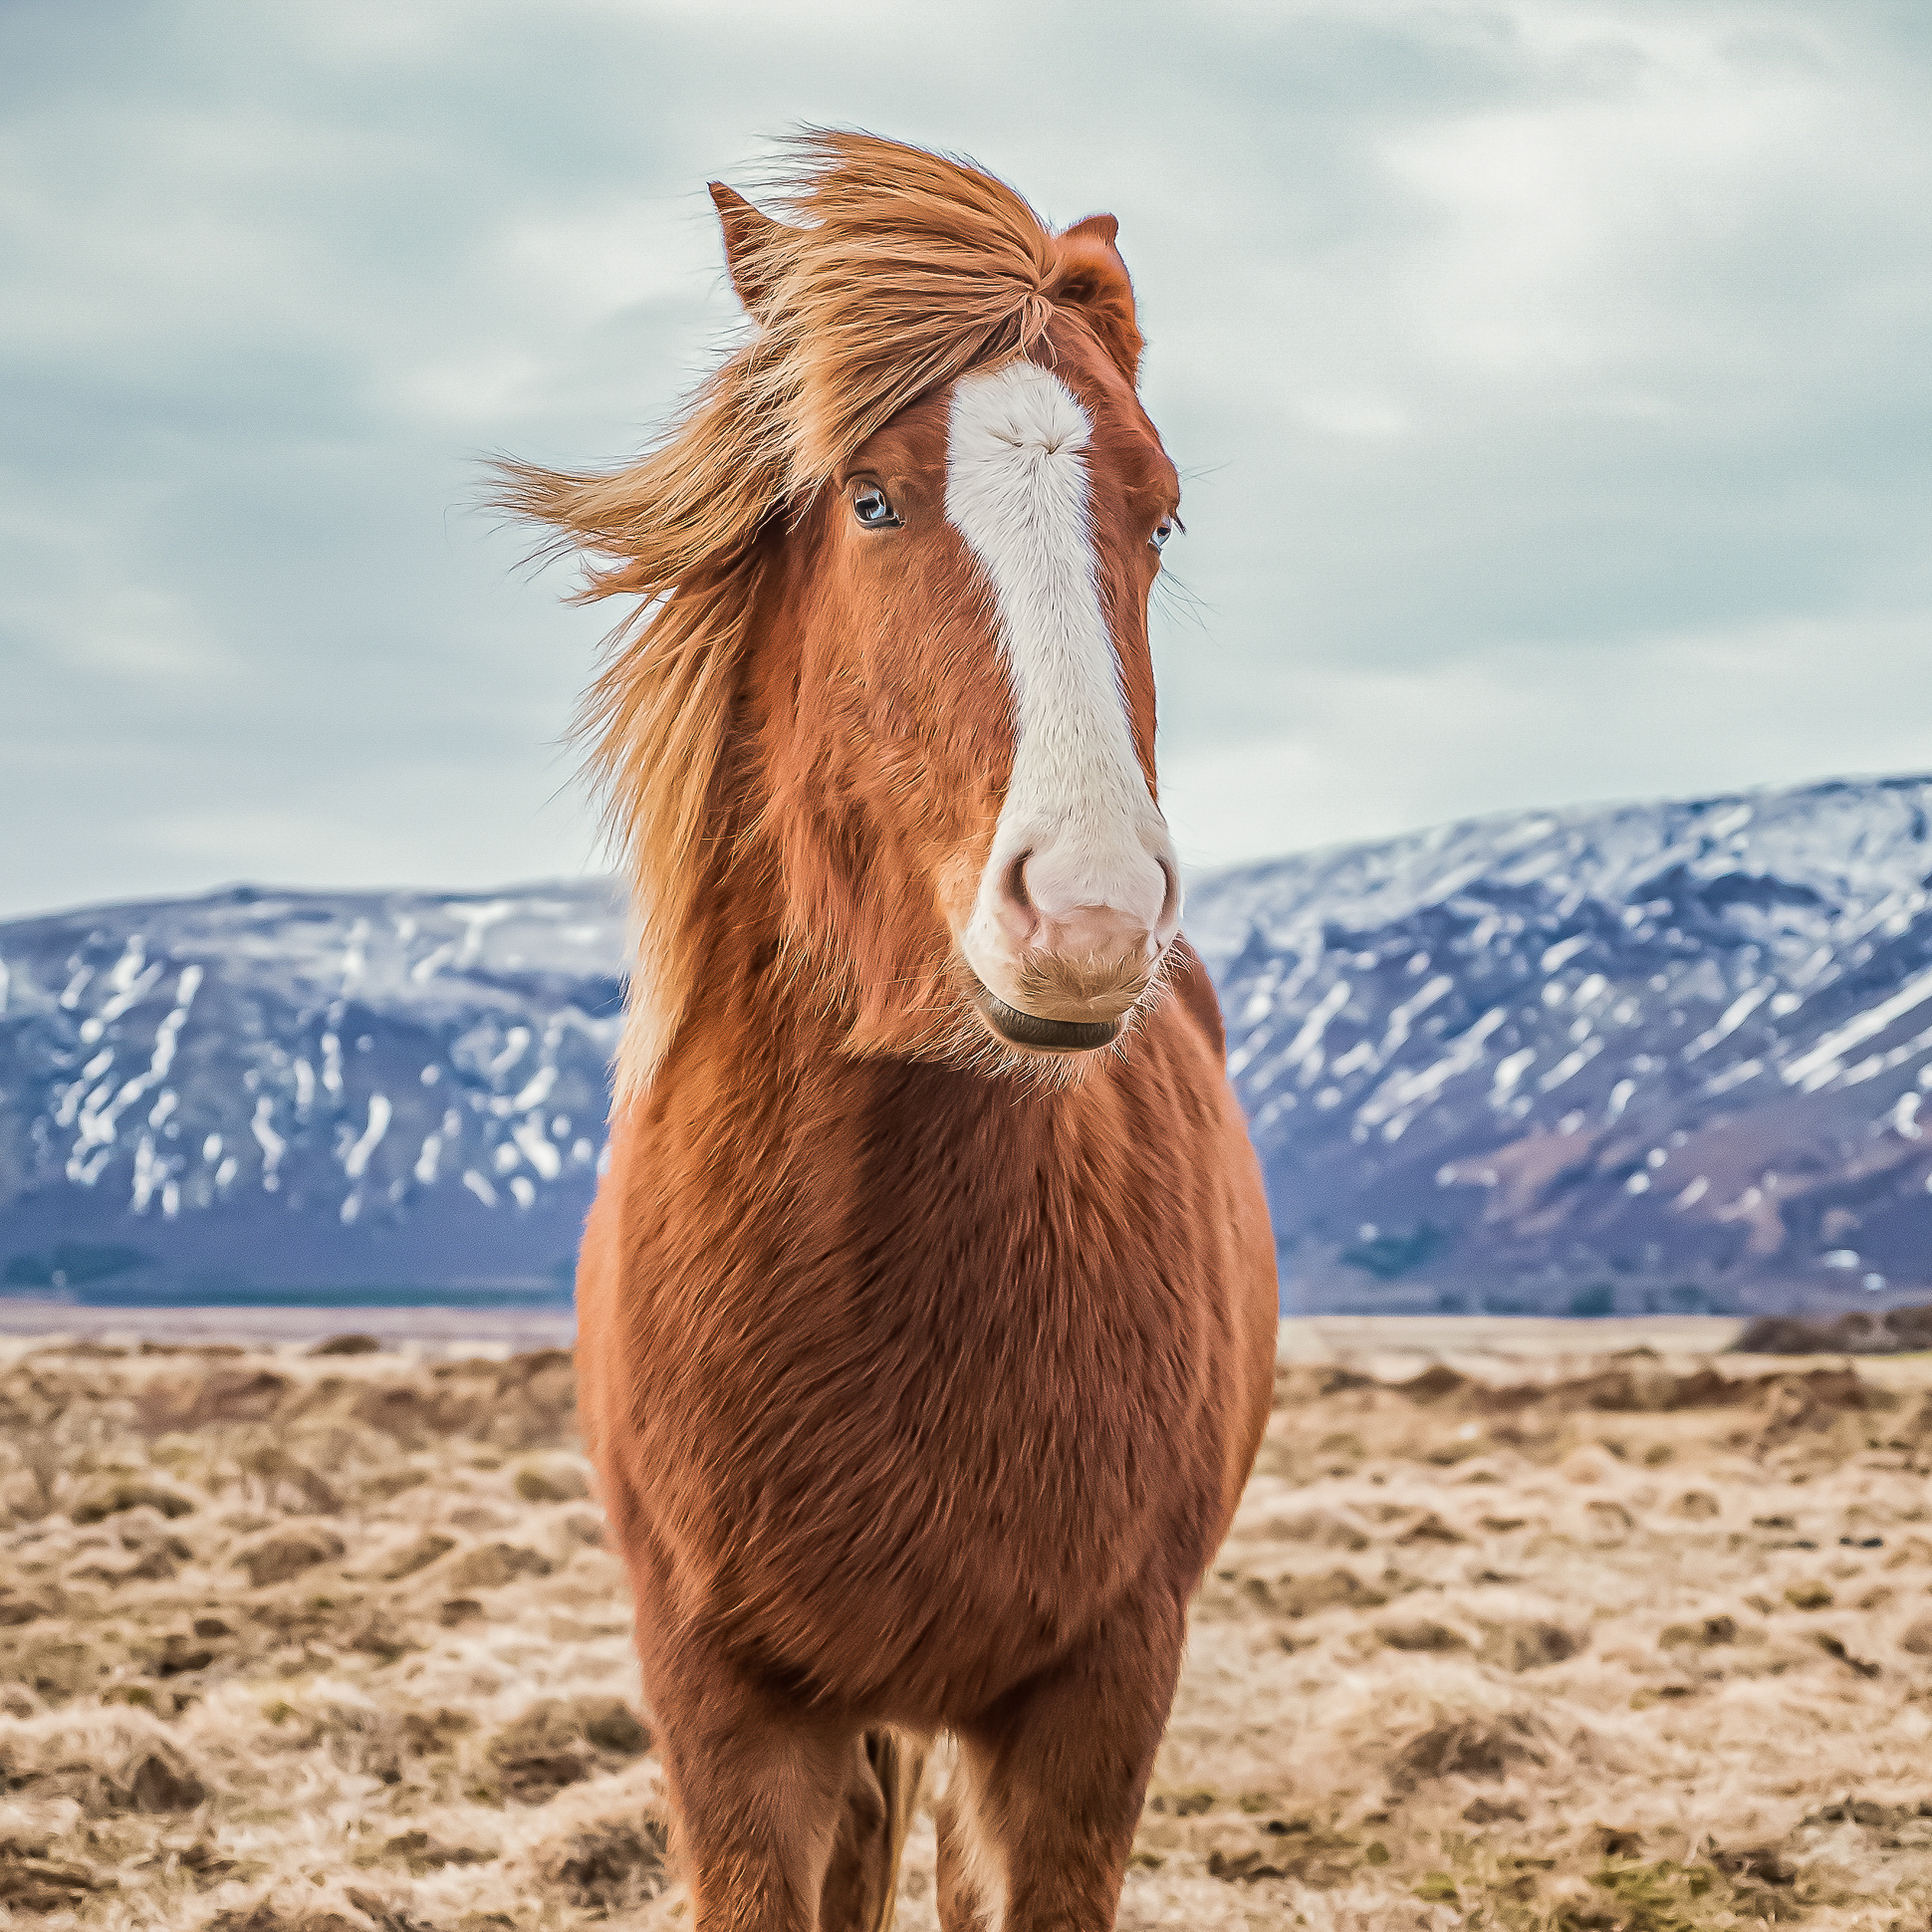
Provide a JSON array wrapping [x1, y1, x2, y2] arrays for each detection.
[[498, 131, 1278, 1932]]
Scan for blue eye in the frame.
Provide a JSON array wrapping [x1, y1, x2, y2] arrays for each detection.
[[852, 484, 902, 529], [1150, 519, 1175, 552]]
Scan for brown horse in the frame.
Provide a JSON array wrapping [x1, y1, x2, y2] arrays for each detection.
[[499, 133, 1277, 1932]]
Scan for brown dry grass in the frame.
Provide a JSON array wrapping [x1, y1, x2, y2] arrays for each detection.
[[3, 1330, 1931, 1929]]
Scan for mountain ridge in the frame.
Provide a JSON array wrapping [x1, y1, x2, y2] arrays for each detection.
[[1187, 773, 1932, 1314], [0, 879, 627, 1298], [5, 773, 1930, 1315]]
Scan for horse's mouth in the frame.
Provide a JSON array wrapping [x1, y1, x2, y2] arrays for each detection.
[[967, 976, 1124, 1054]]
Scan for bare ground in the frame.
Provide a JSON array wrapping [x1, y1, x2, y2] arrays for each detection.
[[2, 1328, 1930, 1930]]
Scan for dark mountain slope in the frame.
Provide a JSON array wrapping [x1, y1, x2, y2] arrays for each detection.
[[1188, 776, 1932, 1314], [0, 882, 624, 1297]]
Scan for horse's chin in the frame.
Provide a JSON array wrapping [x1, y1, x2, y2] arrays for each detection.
[[966, 975, 1124, 1055]]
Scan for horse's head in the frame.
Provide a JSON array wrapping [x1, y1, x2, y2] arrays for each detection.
[[733, 199, 1181, 1068], [500, 137, 1189, 1087]]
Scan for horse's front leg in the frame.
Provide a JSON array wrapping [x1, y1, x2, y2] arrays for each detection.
[[938, 1587, 1185, 1931], [645, 1647, 857, 1932]]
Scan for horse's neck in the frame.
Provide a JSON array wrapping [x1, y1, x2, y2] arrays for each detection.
[[650, 821, 1024, 1157], [699, 672, 956, 1070], [654, 676, 1096, 1157]]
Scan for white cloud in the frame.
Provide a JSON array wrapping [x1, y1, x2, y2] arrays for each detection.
[[1, 0, 1929, 915], [1162, 608, 1932, 871]]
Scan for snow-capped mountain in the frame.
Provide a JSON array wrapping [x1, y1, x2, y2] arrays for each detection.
[[4, 774, 1931, 1313], [0, 882, 625, 1298], [1188, 775, 1932, 1315]]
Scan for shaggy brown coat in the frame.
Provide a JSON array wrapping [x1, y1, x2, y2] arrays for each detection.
[[509, 133, 1278, 1932]]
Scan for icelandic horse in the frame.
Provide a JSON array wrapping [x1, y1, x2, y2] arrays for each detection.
[[499, 134, 1278, 1932]]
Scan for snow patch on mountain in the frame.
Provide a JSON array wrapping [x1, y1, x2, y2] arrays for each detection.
[[0, 881, 625, 1296], [1189, 775, 1932, 1314]]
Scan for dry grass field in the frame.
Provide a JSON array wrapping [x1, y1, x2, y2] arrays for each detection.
[[3, 1328, 1932, 1931]]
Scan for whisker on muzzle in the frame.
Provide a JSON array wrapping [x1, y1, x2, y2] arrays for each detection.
[[1012, 948, 1154, 1022]]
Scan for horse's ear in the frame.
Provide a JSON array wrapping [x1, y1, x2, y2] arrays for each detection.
[[1061, 213, 1119, 249], [709, 182, 789, 321], [1050, 214, 1143, 384]]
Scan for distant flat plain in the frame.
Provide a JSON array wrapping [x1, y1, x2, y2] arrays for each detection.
[[0, 1303, 1746, 1361]]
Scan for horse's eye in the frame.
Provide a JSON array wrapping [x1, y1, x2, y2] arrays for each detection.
[[852, 485, 902, 530], [1150, 519, 1175, 552]]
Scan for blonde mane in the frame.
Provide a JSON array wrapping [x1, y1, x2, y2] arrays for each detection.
[[494, 131, 1144, 1098]]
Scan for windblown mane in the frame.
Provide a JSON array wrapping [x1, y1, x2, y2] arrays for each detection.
[[494, 131, 1145, 1095]]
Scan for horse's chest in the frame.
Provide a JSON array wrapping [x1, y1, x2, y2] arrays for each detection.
[[601, 1056, 1250, 1699], [653, 1259, 1218, 1599], [643, 1312, 1214, 1706]]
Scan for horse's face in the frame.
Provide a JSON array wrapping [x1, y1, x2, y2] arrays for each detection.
[[774, 313, 1181, 1060]]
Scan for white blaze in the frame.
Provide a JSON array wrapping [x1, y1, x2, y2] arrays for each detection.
[[943, 360, 1175, 983]]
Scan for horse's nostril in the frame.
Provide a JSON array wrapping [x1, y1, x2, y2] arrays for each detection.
[[996, 852, 1041, 946], [1156, 859, 1181, 932]]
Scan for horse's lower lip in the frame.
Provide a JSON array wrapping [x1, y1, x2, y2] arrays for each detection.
[[969, 978, 1123, 1054]]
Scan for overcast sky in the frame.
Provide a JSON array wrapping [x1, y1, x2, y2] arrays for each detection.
[[4, 0, 1929, 919]]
